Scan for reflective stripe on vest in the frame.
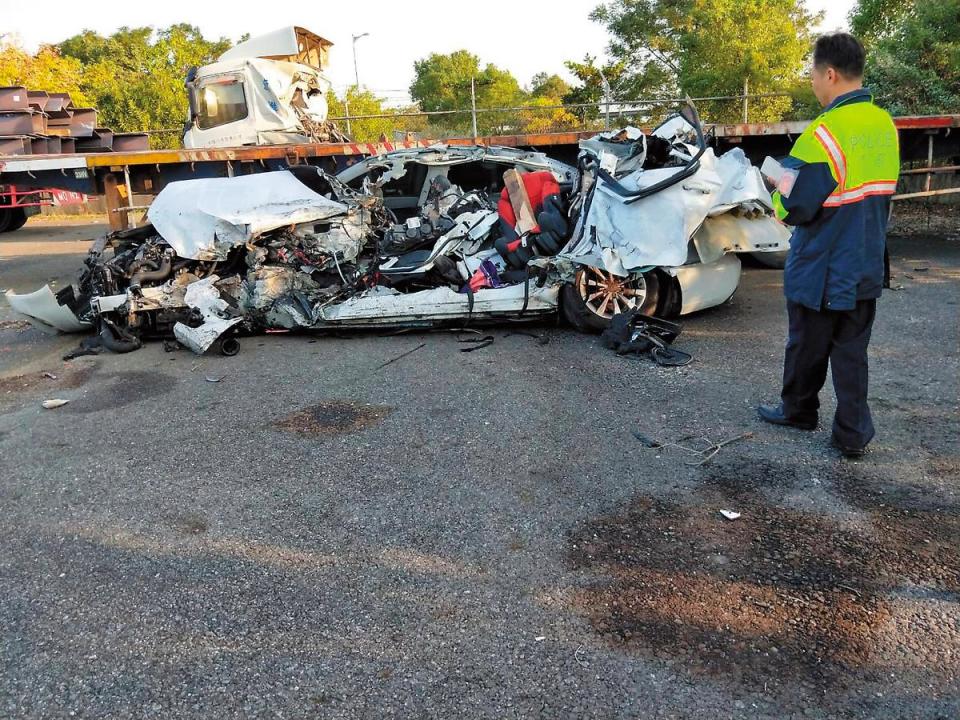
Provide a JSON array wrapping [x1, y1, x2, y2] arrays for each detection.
[[822, 180, 898, 207], [814, 124, 847, 190]]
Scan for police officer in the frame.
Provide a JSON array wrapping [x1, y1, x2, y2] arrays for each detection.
[[758, 33, 900, 458]]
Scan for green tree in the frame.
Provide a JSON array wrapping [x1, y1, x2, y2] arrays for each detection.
[[0, 40, 89, 105], [58, 25, 232, 148], [589, 0, 821, 122], [517, 73, 578, 133], [563, 55, 632, 126], [326, 87, 427, 143], [409, 50, 524, 135], [849, 0, 913, 47], [530, 73, 571, 99], [855, 0, 960, 115]]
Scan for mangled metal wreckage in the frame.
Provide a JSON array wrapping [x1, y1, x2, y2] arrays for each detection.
[[7, 107, 790, 355]]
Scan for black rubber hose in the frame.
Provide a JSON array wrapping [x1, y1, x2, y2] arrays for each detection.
[[129, 253, 173, 288], [99, 318, 143, 354]]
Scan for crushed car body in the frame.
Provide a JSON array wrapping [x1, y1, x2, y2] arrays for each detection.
[[6, 104, 790, 353]]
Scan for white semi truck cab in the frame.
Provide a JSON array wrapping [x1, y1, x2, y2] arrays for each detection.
[[183, 26, 340, 149]]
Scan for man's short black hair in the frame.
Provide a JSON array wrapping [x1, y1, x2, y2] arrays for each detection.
[[813, 33, 866, 78]]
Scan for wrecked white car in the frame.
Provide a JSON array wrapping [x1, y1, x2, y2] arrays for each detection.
[[6, 105, 788, 354]]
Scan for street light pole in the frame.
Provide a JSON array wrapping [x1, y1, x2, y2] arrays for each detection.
[[352, 32, 369, 88], [470, 77, 478, 138]]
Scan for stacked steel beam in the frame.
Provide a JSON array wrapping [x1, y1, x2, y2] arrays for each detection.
[[0, 86, 150, 156]]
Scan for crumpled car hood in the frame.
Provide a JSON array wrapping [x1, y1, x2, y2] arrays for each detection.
[[146, 170, 350, 261]]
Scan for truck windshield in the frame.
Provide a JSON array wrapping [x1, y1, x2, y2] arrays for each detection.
[[196, 78, 248, 130]]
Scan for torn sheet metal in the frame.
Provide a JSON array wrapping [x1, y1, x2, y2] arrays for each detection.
[[561, 147, 779, 275], [336, 145, 578, 188], [218, 27, 332, 67], [5, 285, 91, 332], [578, 126, 648, 177], [240, 266, 337, 329], [318, 283, 559, 325], [693, 214, 791, 264], [173, 276, 243, 354], [147, 171, 349, 261], [671, 253, 742, 315]]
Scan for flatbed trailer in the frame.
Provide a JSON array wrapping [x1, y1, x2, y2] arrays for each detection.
[[1, 115, 957, 232]]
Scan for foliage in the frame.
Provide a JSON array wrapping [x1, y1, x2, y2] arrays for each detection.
[[517, 96, 580, 133], [520, 74, 579, 132], [530, 73, 571, 100], [57, 25, 231, 148], [0, 41, 89, 105], [587, 0, 820, 122], [848, 0, 912, 48], [410, 50, 524, 135], [327, 87, 427, 143], [853, 0, 960, 115], [563, 54, 655, 127]]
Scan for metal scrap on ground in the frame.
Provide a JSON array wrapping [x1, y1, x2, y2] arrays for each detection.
[[633, 430, 754, 466]]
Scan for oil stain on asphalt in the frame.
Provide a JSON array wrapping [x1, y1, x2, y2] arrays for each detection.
[[566, 457, 960, 691], [273, 400, 393, 436], [62, 370, 176, 414]]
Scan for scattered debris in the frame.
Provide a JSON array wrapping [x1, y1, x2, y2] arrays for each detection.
[[7, 105, 789, 357], [719, 510, 741, 521], [42, 372, 57, 380], [0, 319, 30, 331], [602, 310, 692, 366], [634, 430, 753, 466], [41, 399, 69, 409], [631, 431, 664, 449], [204, 374, 227, 383], [374, 343, 426, 371], [534, 636, 546, 642], [457, 333, 495, 353], [566, 457, 960, 691], [694, 432, 754, 466]]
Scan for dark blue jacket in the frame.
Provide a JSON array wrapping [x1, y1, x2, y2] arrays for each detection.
[[773, 89, 900, 311]]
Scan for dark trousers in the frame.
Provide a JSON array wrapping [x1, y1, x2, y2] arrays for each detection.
[[781, 299, 877, 449]]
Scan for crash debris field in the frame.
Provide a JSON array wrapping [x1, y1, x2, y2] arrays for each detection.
[[1, 211, 958, 717], [0, 126, 958, 716], [5, 116, 789, 355]]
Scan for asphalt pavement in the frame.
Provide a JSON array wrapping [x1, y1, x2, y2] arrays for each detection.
[[1, 218, 958, 719]]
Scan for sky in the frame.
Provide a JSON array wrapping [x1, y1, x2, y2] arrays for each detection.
[[1, 0, 855, 104]]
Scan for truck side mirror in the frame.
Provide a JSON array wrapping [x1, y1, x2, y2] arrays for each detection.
[[185, 66, 199, 122]]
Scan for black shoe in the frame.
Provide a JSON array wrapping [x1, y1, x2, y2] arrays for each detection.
[[757, 404, 817, 431], [831, 436, 866, 459]]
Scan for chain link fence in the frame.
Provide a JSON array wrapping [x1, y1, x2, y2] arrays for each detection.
[[325, 92, 822, 143]]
